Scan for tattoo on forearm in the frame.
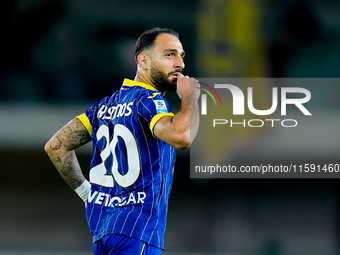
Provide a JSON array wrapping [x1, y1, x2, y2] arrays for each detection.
[[69, 130, 91, 147], [56, 156, 62, 164], [59, 151, 84, 189], [66, 120, 91, 148], [49, 136, 62, 150], [47, 118, 91, 190]]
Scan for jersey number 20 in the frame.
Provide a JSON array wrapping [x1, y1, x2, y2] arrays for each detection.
[[89, 124, 141, 188]]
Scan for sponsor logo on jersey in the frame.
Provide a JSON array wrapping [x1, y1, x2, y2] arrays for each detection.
[[154, 100, 168, 113], [147, 92, 161, 99], [88, 190, 146, 207]]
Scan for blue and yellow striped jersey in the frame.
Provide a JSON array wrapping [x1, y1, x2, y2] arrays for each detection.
[[77, 78, 176, 249]]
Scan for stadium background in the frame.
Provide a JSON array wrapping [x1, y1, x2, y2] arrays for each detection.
[[1, 0, 340, 254]]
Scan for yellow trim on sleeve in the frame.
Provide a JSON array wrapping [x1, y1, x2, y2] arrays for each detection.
[[77, 113, 93, 137], [150, 112, 175, 137]]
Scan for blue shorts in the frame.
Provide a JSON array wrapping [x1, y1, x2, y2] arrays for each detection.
[[93, 234, 163, 255]]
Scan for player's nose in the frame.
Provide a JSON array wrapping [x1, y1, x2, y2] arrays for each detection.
[[174, 55, 185, 70]]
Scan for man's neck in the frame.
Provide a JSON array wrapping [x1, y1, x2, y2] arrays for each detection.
[[134, 73, 164, 93]]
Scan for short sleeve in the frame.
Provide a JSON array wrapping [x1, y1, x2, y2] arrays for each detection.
[[139, 92, 174, 136], [76, 97, 109, 138]]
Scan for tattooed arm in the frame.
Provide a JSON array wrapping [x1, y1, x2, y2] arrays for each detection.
[[45, 117, 92, 190]]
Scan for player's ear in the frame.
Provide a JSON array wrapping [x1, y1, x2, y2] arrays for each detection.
[[137, 52, 150, 70]]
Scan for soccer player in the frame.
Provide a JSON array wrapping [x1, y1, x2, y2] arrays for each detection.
[[45, 27, 200, 254]]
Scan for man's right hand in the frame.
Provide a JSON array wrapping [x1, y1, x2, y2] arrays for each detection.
[[176, 73, 200, 101]]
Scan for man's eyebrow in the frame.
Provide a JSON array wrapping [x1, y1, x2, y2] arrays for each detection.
[[164, 49, 186, 57]]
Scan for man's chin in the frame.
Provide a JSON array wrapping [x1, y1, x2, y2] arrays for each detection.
[[167, 80, 178, 92], [169, 77, 177, 83], [163, 78, 177, 92]]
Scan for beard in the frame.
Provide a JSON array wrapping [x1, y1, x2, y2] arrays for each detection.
[[150, 63, 178, 92]]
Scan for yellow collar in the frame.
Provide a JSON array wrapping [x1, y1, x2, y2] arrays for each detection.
[[122, 79, 158, 91]]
